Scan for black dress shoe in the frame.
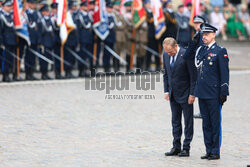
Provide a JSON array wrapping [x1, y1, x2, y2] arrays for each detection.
[[2, 75, 12, 82], [26, 74, 39, 81], [13, 76, 24, 82], [194, 113, 202, 119], [178, 149, 190, 157], [55, 74, 64, 79], [208, 154, 220, 160], [42, 74, 53, 80], [201, 153, 211, 159], [165, 148, 181, 156], [65, 71, 76, 79]]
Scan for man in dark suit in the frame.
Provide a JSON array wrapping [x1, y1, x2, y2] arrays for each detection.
[[163, 37, 197, 157]]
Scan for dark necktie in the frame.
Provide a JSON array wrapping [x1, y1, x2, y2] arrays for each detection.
[[170, 56, 175, 72]]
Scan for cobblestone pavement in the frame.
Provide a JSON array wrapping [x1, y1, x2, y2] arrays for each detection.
[[0, 70, 249, 167], [0, 41, 250, 167]]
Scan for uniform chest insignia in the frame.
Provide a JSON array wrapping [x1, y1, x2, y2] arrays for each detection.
[[208, 53, 216, 57], [209, 62, 213, 66]]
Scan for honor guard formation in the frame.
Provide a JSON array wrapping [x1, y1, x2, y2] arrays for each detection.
[[0, 0, 248, 82]]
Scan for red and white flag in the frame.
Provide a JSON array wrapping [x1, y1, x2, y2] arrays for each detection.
[[189, 0, 200, 25], [57, 0, 76, 45], [150, 0, 166, 39], [92, 0, 109, 40]]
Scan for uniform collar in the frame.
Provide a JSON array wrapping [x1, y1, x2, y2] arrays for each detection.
[[207, 41, 216, 49], [81, 10, 88, 15], [28, 8, 34, 14]]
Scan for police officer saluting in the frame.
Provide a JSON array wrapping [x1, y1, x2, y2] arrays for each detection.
[[186, 15, 207, 118], [186, 23, 229, 160]]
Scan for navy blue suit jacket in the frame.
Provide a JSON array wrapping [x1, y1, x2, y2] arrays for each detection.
[[163, 46, 197, 104]]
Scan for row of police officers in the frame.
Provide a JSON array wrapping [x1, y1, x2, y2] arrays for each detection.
[[0, 0, 188, 82]]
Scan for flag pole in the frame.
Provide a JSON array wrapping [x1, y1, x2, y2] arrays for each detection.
[[130, 0, 136, 70], [93, 34, 98, 65], [130, 29, 135, 70], [16, 37, 20, 77], [60, 44, 64, 73]]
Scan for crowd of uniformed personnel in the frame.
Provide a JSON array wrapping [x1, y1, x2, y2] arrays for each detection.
[[0, 0, 194, 82]]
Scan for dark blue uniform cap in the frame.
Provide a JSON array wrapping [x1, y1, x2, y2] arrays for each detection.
[[89, 0, 95, 4], [39, 0, 47, 5], [80, 0, 88, 6], [50, 2, 58, 9], [68, 1, 78, 9], [200, 23, 217, 33], [106, 2, 113, 8], [2, 0, 13, 6], [27, 0, 36, 3], [193, 15, 206, 23], [40, 4, 49, 12]]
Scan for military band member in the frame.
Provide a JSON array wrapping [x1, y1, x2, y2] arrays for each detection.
[[38, 4, 55, 80], [0, 0, 16, 82], [77, 0, 93, 77], [185, 23, 229, 160]]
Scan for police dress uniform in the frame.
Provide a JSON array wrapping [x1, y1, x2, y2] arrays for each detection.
[[25, 2, 40, 80], [38, 5, 55, 80], [0, 4, 3, 74], [103, 6, 116, 73], [50, 2, 63, 79], [0, 0, 17, 82], [77, 2, 93, 77], [186, 23, 229, 159]]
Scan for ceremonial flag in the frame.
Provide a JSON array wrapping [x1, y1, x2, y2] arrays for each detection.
[[189, 0, 200, 26], [57, 0, 76, 45], [13, 0, 31, 46], [132, 0, 146, 28], [150, 0, 166, 39], [92, 0, 109, 40]]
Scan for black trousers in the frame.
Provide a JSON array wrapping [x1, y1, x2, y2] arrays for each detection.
[[199, 98, 222, 155], [25, 44, 37, 74], [145, 38, 160, 71], [170, 95, 194, 150]]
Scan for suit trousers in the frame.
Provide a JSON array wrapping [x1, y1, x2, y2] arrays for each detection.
[[170, 95, 194, 150]]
